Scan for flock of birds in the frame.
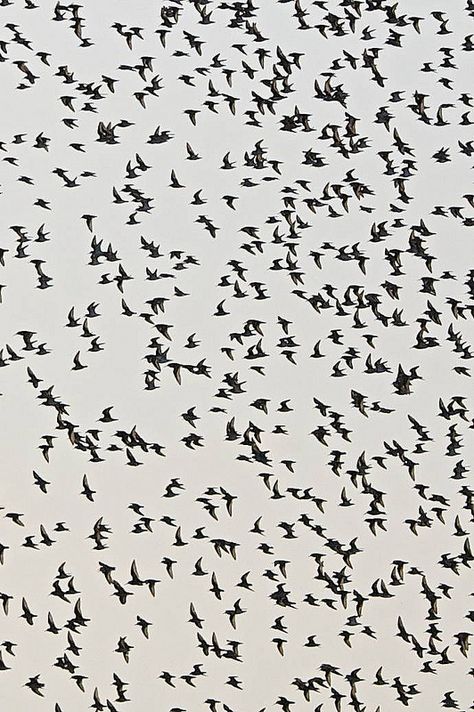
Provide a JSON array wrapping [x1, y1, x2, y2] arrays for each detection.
[[0, 0, 473, 710]]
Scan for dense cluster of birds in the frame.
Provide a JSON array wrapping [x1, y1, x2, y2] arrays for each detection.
[[0, 0, 473, 710]]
